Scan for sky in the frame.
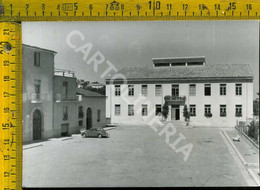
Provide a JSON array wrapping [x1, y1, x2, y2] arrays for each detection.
[[22, 21, 259, 98]]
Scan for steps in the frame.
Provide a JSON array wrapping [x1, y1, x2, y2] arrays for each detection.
[[171, 120, 187, 128]]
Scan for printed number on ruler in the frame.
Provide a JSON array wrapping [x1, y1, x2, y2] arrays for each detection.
[[0, 0, 259, 20], [0, 22, 22, 190]]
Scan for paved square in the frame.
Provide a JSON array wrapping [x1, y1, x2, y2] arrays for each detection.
[[23, 125, 249, 187]]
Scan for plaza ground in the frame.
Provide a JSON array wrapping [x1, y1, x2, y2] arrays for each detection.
[[23, 124, 259, 187]]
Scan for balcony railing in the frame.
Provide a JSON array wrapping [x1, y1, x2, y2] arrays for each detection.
[[189, 113, 196, 117], [220, 112, 226, 117], [54, 68, 75, 78], [63, 113, 68, 120], [164, 95, 186, 105], [78, 111, 84, 118], [31, 93, 48, 103], [236, 113, 242, 117], [56, 93, 77, 102]]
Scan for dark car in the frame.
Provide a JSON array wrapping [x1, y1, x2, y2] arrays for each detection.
[[80, 128, 109, 138]]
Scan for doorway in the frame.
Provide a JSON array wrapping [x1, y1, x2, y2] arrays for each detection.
[[171, 105, 180, 120], [33, 109, 42, 140], [61, 124, 69, 136], [86, 107, 92, 130]]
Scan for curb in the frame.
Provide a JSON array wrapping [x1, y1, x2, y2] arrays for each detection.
[[103, 127, 117, 131], [61, 137, 73, 141], [222, 130, 247, 165], [222, 130, 260, 186], [23, 144, 43, 150]]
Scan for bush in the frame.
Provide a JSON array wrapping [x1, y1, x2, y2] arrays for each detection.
[[162, 102, 169, 119], [205, 113, 212, 118], [248, 121, 259, 142], [183, 105, 190, 121]]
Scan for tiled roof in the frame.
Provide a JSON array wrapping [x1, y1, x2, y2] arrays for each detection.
[[106, 64, 253, 80], [76, 88, 106, 97], [23, 44, 57, 54]]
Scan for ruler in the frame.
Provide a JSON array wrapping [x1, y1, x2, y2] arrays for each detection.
[[0, 0, 259, 189], [0, 0, 259, 21], [0, 22, 22, 190]]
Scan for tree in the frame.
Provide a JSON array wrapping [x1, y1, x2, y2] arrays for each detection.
[[183, 105, 190, 122], [162, 102, 169, 120], [253, 92, 259, 116]]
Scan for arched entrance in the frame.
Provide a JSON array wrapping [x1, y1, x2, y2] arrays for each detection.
[[33, 109, 42, 140], [86, 107, 92, 130]]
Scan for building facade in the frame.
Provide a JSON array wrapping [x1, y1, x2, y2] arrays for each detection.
[[23, 44, 106, 143], [53, 70, 78, 137], [23, 44, 55, 142], [106, 57, 254, 127], [77, 88, 106, 130]]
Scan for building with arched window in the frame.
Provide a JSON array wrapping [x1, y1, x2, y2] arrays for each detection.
[[23, 44, 106, 143], [23, 44, 56, 142]]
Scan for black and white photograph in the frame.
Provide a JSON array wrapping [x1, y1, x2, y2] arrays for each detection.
[[22, 21, 259, 187]]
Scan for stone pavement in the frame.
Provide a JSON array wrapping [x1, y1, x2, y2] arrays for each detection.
[[23, 125, 256, 187], [224, 128, 259, 185]]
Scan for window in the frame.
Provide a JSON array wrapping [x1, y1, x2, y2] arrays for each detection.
[[142, 105, 148, 116], [220, 84, 226, 95], [155, 104, 162, 115], [78, 120, 83, 126], [128, 85, 134, 96], [63, 106, 68, 120], [172, 85, 179, 96], [115, 85, 120, 96], [189, 105, 196, 116], [155, 85, 162, 96], [189, 84, 196, 96], [34, 79, 41, 100], [34, 52, 40, 66], [142, 85, 148, 96], [78, 106, 83, 118], [97, 110, 101, 122], [204, 84, 211, 96], [63, 82, 68, 100], [128, 105, 134, 116], [220, 105, 227, 117], [236, 84, 242, 95], [115, 105, 121, 116], [235, 105, 242, 117], [204, 105, 211, 114]]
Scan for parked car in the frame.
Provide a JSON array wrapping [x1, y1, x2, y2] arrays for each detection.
[[80, 128, 109, 138]]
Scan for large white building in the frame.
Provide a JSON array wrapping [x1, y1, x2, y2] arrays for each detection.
[[106, 57, 253, 127]]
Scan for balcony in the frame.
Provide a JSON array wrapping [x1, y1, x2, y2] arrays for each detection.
[[63, 113, 68, 121], [164, 95, 186, 105], [31, 93, 48, 103], [54, 68, 75, 78], [236, 113, 242, 117], [220, 112, 226, 117], [56, 93, 77, 102], [78, 111, 84, 119]]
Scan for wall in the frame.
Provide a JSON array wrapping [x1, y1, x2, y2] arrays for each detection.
[[22, 46, 55, 143]]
